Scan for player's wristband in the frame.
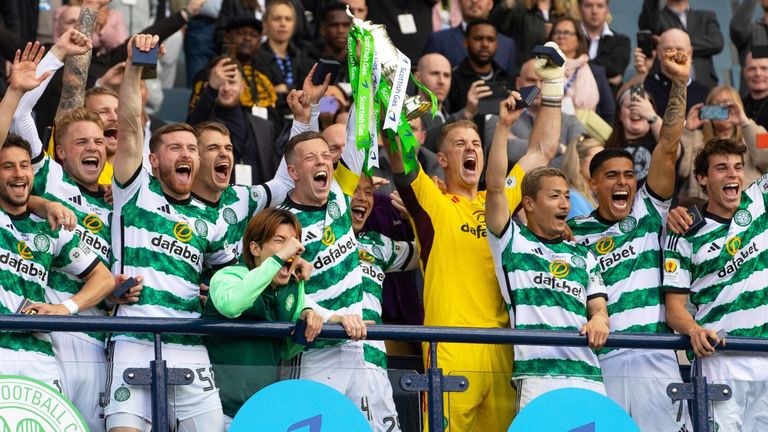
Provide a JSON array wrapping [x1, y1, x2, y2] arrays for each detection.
[[61, 299, 79, 315]]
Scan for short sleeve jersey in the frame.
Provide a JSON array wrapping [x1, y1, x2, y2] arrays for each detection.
[[397, 164, 526, 328], [569, 184, 672, 359], [0, 211, 99, 357], [489, 220, 606, 383], [32, 154, 113, 344], [111, 168, 235, 346], [357, 231, 414, 369], [280, 182, 363, 349], [663, 174, 768, 340]]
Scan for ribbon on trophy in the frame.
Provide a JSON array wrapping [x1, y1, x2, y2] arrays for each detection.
[[346, 7, 438, 174]]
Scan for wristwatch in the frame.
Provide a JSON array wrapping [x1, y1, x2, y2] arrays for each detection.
[[647, 114, 658, 124]]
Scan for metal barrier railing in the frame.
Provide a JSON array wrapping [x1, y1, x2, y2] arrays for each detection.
[[2, 315, 766, 432]]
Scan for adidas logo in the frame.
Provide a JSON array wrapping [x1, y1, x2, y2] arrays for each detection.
[[157, 204, 171, 214], [68, 195, 82, 206], [305, 231, 318, 241], [532, 247, 543, 256], [707, 243, 721, 253]]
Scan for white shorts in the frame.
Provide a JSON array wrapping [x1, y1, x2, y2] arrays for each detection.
[[365, 365, 401, 432], [104, 340, 224, 430], [283, 343, 372, 422], [52, 332, 107, 432], [0, 347, 62, 392], [601, 349, 690, 432], [516, 376, 606, 410], [701, 353, 768, 431]]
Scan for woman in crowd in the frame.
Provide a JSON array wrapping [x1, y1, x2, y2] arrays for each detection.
[[258, 0, 314, 95], [549, 16, 615, 123], [605, 86, 667, 185], [562, 135, 604, 219], [679, 86, 768, 202]]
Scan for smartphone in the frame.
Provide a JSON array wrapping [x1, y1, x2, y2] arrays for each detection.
[[477, 81, 510, 116], [516, 85, 540, 110], [533, 45, 565, 67], [312, 59, 341, 85], [222, 43, 236, 58], [112, 276, 138, 299], [132, 43, 159, 79], [637, 30, 654, 58], [630, 84, 646, 99], [15, 298, 35, 314], [318, 96, 339, 113], [686, 205, 705, 233], [699, 105, 729, 120]]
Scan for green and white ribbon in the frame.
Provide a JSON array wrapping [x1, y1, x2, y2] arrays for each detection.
[[383, 52, 411, 131]]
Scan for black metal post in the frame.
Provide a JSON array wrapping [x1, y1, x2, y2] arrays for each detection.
[[427, 342, 443, 432], [150, 333, 169, 431]]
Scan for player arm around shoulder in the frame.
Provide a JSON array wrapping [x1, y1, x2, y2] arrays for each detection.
[[487, 92, 524, 237], [646, 46, 690, 199]]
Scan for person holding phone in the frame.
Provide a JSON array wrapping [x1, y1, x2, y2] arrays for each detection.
[[678, 85, 768, 202]]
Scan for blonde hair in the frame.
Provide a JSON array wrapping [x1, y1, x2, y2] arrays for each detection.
[[561, 135, 602, 207], [702, 86, 744, 144], [54, 107, 104, 145]]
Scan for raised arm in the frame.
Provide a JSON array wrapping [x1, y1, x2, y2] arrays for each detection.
[[487, 94, 522, 237], [517, 42, 565, 172], [115, 35, 161, 185], [646, 49, 690, 199], [56, 0, 109, 117], [0, 43, 52, 150]]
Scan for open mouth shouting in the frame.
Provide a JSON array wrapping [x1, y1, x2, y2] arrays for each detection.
[[104, 127, 118, 148], [554, 212, 568, 222], [611, 190, 630, 210], [723, 182, 740, 200], [463, 154, 478, 175], [213, 160, 231, 184], [81, 154, 101, 174], [350, 203, 368, 226], [8, 179, 28, 197], [175, 161, 193, 184], [313, 170, 329, 189]]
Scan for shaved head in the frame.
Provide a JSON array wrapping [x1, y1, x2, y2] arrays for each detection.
[[321, 123, 346, 164], [416, 53, 452, 105]]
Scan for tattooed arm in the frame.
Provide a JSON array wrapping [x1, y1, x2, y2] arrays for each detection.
[[56, 0, 109, 117], [647, 49, 690, 199]]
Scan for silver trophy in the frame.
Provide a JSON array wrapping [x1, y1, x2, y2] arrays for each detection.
[[347, 7, 431, 121]]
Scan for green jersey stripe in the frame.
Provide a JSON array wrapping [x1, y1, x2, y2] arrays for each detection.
[[363, 343, 388, 369], [514, 358, 603, 381]]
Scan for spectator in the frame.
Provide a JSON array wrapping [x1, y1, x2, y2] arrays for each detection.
[[562, 135, 603, 218], [344, 0, 368, 19], [549, 17, 615, 123], [679, 85, 768, 202], [0, 2, 22, 97], [189, 16, 278, 115], [605, 87, 670, 187], [187, 57, 277, 185], [307, 2, 352, 83], [731, 0, 768, 88], [414, 53, 466, 152], [216, 0, 309, 44], [185, 0, 223, 83], [578, 0, 630, 91], [257, 1, 314, 98], [638, 0, 723, 88], [446, 19, 514, 115], [366, 0, 435, 63], [483, 58, 586, 170], [490, 0, 569, 67], [743, 53, 768, 129], [636, 29, 710, 116], [321, 123, 346, 166], [423, 0, 517, 74], [108, 0, 151, 35]]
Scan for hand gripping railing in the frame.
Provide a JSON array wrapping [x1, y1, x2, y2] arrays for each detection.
[[2, 315, 767, 432]]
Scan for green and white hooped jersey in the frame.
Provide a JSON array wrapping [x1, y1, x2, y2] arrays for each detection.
[[569, 184, 671, 359], [489, 220, 606, 383], [195, 185, 257, 261], [0, 211, 100, 357], [663, 174, 768, 339], [281, 182, 364, 349], [32, 154, 113, 345], [111, 168, 235, 346], [357, 231, 414, 369]]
